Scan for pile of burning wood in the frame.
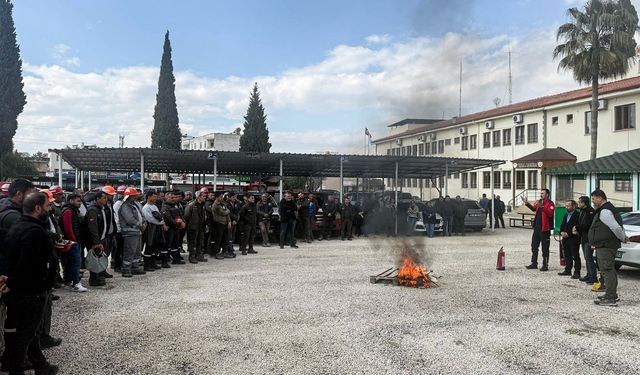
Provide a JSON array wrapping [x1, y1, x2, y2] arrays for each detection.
[[370, 246, 440, 288]]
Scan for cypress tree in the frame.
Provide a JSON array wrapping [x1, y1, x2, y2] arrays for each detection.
[[151, 30, 181, 149], [0, 0, 26, 154], [239, 83, 271, 152]]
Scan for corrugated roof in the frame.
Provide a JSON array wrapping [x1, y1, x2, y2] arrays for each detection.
[[512, 147, 576, 163], [545, 148, 640, 175], [374, 76, 640, 143], [50, 147, 504, 179], [387, 118, 443, 127]]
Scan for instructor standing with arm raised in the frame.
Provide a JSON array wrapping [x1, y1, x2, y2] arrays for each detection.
[[524, 189, 555, 271]]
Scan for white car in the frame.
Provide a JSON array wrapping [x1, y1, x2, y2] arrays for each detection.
[[616, 211, 640, 270]]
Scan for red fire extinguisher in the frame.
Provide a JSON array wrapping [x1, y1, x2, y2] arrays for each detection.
[[496, 247, 505, 271]]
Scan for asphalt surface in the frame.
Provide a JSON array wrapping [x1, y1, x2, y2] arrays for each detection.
[[45, 229, 640, 375]]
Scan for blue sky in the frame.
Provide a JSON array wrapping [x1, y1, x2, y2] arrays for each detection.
[[11, 0, 602, 153]]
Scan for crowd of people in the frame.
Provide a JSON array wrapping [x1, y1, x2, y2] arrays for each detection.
[[524, 188, 628, 307], [0, 178, 630, 373]]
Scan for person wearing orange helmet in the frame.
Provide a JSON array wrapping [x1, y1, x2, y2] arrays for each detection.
[[100, 186, 117, 279], [118, 188, 147, 277]]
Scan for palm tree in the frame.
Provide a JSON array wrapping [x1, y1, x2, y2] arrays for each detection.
[[554, 0, 639, 160]]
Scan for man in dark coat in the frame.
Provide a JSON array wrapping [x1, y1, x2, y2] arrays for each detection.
[[321, 195, 338, 240], [558, 200, 581, 278], [453, 196, 467, 236], [574, 196, 596, 283], [238, 193, 258, 255], [279, 192, 298, 248], [1, 192, 59, 375], [339, 197, 354, 240]]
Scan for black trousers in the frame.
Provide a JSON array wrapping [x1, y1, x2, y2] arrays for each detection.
[[340, 218, 353, 239], [240, 223, 255, 251], [563, 238, 581, 273], [1, 293, 48, 373], [494, 213, 505, 228], [213, 223, 230, 254], [322, 218, 334, 239], [39, 291, 53, 340], [453, 217, 465, 234], [280, 219, 296, 246], [113, 233, 124, 269], [531, 230, 551, 265]]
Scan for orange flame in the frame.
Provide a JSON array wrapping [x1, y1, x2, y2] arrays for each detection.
[[397, 250, 432, 288]]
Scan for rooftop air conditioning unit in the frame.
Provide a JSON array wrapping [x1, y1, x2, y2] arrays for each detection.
[[428, 133, 437, 141], [485, 121, 495, 129], [417, 135, 425, 142], [512, 114, 524, 123], [459, 127, 467, 135], [597, 99, 608, 111], [395, 139, 403, 146]]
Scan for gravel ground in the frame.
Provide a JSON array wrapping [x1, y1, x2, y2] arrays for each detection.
[[45, 229, 640, 375]]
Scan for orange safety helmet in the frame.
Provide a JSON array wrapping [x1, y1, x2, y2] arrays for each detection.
[[123, 187, 139, 196], [39, 189, 55, 203], [49, 185, 64, 196], [102, 185, 116, 196], [116, 185, 127, 194]]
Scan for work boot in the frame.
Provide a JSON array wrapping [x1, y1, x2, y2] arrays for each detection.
[[223, 252, 235, 258], [143, 258, 156, 272], [291, 244, 299, 248], [594, 298, 618, 306], [34, 363, 59, 375], [131, 267, 146, 275], [122, 266, 132, 278], [241, 249, 247, 255], [161, 254, 171, 268], [196, 255, 207, 262], [247, 249, 258, 254], [539, 257, 549, 271], [171, 251, 186, 265], [189, 255, 199, 264], [89, 272, 106, 286], [558, 270, 572, 276], [571, 272, 581, 279], [214, 253, 225, 260], [99, 270, 113, 279], [40, 336, 62, 349]]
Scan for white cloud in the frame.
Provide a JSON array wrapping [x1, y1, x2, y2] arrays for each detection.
[[17, 28, 598, 156], [366, 34, 391, 45], [49, 43, 81, 67]]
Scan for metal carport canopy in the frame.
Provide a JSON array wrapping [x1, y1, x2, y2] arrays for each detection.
[[50, 147, 504, 178]]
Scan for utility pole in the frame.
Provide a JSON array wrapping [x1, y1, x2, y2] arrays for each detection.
[[119, 135, 125, 148], [508, 48, 513, 105], [459, 61, 463, 117]]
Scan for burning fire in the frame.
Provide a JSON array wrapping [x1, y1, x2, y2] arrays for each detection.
[[397, 250, 434, 288]]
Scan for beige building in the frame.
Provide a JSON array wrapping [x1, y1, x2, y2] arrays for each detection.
[[373, 76, 640, 209]]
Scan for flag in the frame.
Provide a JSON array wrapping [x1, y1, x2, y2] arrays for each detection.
[[365, 127, 371, 137]]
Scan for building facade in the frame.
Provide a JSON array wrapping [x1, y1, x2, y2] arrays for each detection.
[[181, 131, 241, 152], [373, 76, 640, 208]]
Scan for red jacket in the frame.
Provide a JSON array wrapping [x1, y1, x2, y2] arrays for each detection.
[[527, 199, 555, 232]]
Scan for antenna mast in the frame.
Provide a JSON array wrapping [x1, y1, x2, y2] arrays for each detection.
[[459, 61, 463, 117], [508, 48, 513, 104]]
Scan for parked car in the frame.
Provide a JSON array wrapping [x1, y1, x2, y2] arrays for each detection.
[[616, 211, 640, 270], [425, 198, 486, 233]]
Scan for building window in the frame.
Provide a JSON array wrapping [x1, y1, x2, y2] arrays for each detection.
[[614, 103, 636, 130], [461, 173, 469, 188], [483, 132, 491, 148], [438, 140, 444, 154], [515, 126, 525, 145], [567, 114, 573, 124], [401, 147, 406, 156], [431, 141, 437, 154], [445, 139, 451, 146], [454, 137, 460, 144], [439, 177, 445, 188], [503, 171, 512, 189], [426, 143, 431, 155], [413, 178, 418, 188], [412, 145, 418, 155], [454, 173, 460, 179], [503, 129, 511, 146], [493, 171, 501, 189], [470, 134, 477, 150], [406, 146, 412, 156], [391, 148, 396, 156], [387, 149, 391, 155], [483, 172, 491, 189], [461, 136, 468, 150], [470, 172, 478, 188], [527, 124, 538, 143], [585, 111, 591, 134], [552, 116, 558, 126], [527, 170, 538, 189], [492, 130, 501, 147], [516, 171, 525, 190], [418, 143, 424, 155], [615, 179, 633, 192]]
